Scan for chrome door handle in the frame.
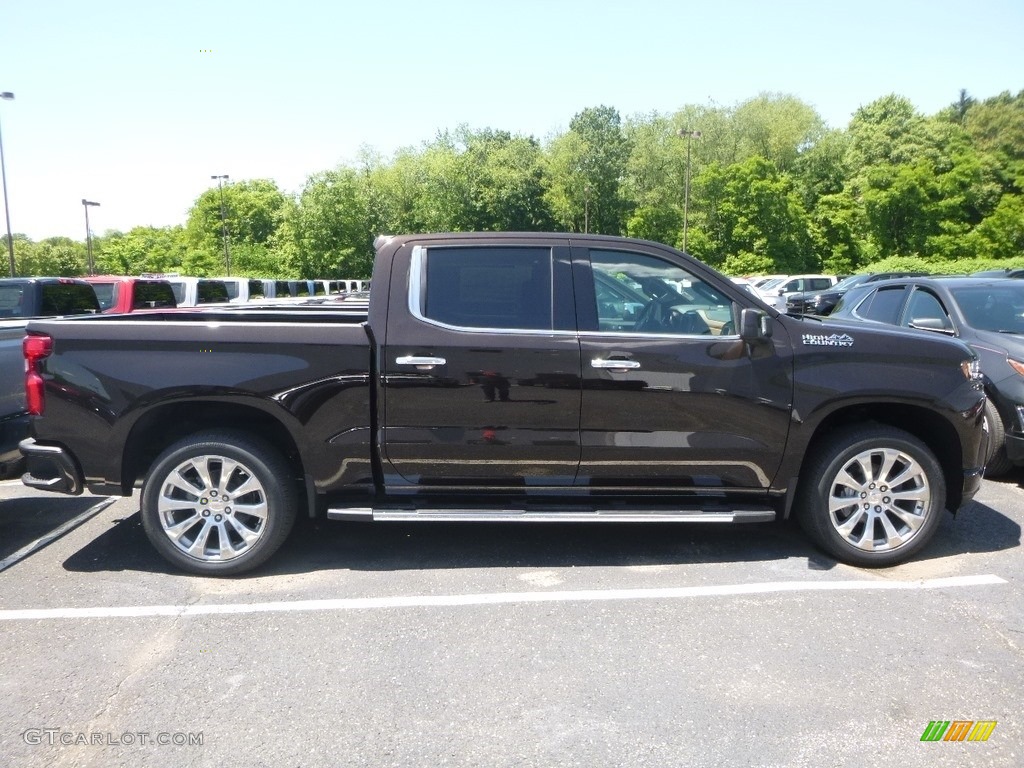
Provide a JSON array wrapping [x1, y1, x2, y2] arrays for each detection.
[[396, 356, 447, 370], [591, 358, 641, 371]]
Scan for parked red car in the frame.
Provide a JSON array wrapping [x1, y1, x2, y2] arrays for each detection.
[[83, 276, 177, 313]]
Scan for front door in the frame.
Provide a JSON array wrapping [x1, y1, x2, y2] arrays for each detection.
[[573, 243, 792, 490]]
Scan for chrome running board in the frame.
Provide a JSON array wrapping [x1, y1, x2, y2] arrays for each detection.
[[326, 506, 775, 524]]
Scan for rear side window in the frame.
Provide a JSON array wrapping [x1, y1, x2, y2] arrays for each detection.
[[248, 280, 266, 299], [40, 284, 100, 316], [419, 247, 552, 331], [855, 286, 906, 325], [134, 281, 177, 309]]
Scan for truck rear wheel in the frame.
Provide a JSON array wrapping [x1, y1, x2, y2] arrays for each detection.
[[140, 430, 297, 575], [796, 425, 945, 567]]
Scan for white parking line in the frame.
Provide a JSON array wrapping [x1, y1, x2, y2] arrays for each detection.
[[0, 498, 117, 573], [0, 574, 1006, 621]]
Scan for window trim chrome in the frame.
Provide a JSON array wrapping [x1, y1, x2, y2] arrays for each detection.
[[407, 245, 574, 337], [407, 245, 741, 340]]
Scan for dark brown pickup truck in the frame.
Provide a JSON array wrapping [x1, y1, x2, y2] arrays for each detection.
[[20, 234, 988, 574]]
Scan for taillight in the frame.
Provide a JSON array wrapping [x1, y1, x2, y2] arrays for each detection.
[[23, 334, 53, 416]]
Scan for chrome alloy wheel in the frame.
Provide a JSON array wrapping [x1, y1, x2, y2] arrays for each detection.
[[827, 447, 931, 552], [157, 454, 270, 562]]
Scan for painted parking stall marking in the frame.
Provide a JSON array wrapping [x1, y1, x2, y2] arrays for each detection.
[[0, 574, 1006, 622]]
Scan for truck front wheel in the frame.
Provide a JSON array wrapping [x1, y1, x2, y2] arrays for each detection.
[[140, 430, 298, 576], [796, 425, 946, 567]]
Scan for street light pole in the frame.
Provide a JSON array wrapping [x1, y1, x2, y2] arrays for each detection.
[[211, 174, 230, 275], [584, 185, 591, 234], [82, 199, 100, 275], [677, 128, 702, 253], [1, 92, 15, 277]]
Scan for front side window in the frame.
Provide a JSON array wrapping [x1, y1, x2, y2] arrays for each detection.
[[589, 250, 734, 335], [418, 247, 552, 331], [902, 289, 952, 330]]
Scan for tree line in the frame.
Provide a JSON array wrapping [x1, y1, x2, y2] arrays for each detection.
[[7, 89, 1024, 279]]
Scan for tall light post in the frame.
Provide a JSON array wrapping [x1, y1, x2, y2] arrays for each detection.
[[677, 128, 702, 253], [82, 199, 100, 275], [584, 185, 591, 234], [1, 91, 15, 277], [211, 174, 230, 275]]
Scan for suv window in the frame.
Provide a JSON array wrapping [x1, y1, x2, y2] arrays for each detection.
[[807, 278, 833, 291], [248, 280, 266, 299], [588, 249, 734, 335], [420, 247, 552, 330], [855, 286, 906, 324]]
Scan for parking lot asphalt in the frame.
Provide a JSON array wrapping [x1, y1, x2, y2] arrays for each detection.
[[0, 474, 1021, 767]]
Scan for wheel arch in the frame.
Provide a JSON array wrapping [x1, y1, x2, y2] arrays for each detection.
[[789, 402, 965, 516], [119, 400, 306, 497]]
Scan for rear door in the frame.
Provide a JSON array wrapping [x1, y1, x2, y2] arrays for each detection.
[[573, 241, 792, 490], [381, 238, 583, 489]]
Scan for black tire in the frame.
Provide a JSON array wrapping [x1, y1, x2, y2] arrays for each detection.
[[141, 430, 298, 576], [982, 397, 1013, 477], [796, 424, 945, 567]]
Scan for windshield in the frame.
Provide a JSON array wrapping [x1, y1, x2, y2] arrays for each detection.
[[951, 285, 1024, 333]]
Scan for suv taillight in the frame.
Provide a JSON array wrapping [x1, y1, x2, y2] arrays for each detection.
[[24, 334, 53, 415]]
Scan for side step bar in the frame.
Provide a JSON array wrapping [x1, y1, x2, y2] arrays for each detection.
[[326, 506, 776, 524]]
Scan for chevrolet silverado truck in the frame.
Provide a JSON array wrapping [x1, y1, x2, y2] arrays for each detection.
[[20, 233, 987, 575]]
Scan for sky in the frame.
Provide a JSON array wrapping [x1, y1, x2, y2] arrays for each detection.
[[2, 0, 1022, 241]]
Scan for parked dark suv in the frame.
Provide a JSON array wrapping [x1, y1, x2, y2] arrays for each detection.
[[831, 275, 1024, 475], [786, 272, 928, 316]]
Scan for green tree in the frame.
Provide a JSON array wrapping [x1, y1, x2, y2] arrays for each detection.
[[732, 92, 825, 172], [544, 106, 632, 235], [689, 156, 816, 273], [963, 90, 1024, 192], [185, 179, 289, 274], [281, 168, 373, 279], [95, 226, 188, 275]]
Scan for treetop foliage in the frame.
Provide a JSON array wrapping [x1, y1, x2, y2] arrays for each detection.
[[8, 89, 1023, 279]]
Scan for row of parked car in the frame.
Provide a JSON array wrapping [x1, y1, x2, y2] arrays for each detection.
[[0, 274, 370, 478], [0, 275, 372, 318]]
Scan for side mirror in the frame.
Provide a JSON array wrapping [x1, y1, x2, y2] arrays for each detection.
[[908, 317, 955, 335], [739, 308, 772, 342]]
